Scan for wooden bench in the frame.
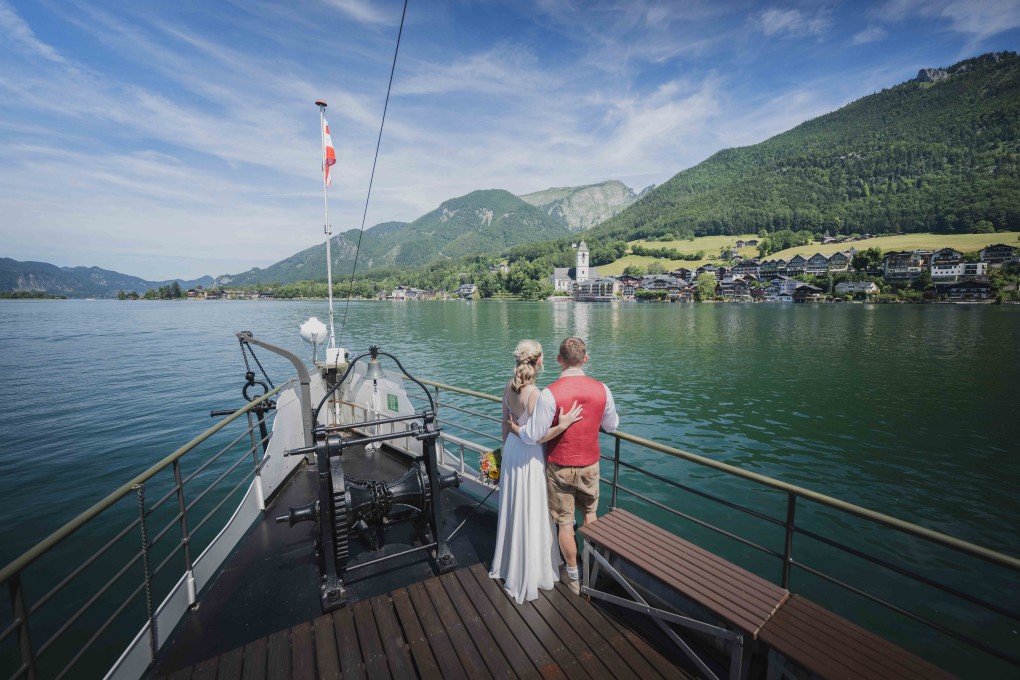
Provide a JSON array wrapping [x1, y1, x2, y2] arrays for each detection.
[[579, 508, 790, 680], [759, 594, 958, 680]]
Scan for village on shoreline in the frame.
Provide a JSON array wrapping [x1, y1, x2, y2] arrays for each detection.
[[172, 239, 1020, 305]]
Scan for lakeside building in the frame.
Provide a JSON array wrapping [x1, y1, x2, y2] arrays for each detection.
[[730, 259, 762, 278], [671, 267, 695, 283], [635, 275, 693, 302], [882, 250, 933, 281], [929, 248, 989, 281], [764, 276, 801, 300], [793, 284, 825, 303], [834, 281, 880, 297], [456, 283, 477, 299], [718, 279, 752, 302], [575, 277, 619, 301], [550, 240, 601, 294], [934, 280, 995, 302], [979, 243, 1017, 264], [786, 255, 807, 276]]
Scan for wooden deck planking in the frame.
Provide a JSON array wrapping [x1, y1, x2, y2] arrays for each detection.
[[155, 563, 695, 680]]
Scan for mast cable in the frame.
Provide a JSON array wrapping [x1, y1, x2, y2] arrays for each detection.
[[337, 0, 408, 345]]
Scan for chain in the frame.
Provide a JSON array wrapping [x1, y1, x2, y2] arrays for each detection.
[[238, 338, 275, 390], [239, 337, 252, 374]]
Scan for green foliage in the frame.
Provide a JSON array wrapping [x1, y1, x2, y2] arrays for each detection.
[[0, 290, 65, 299], [142, 282, 184, 300], [623, 265, 646, 277], [852, 247, 884, 270], [593, 52, 1020, 242], [647, 261, 666, 275], [631, 244, 702, 261], [757, 230, 814, 257], [694, 273, 718, 301]]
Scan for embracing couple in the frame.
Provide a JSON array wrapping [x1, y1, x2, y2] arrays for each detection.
[[489, 336, 618, 603]]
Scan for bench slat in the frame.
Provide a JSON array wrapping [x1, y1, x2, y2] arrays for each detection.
[[760, 595, 957, 680], [581, 509, 787, 638], [602, 510, 788, 612], [584, 519, 774, 635]]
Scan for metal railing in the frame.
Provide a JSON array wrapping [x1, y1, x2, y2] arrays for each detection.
[[414, 377, 1020, 675], [0, 386, 282, 680]]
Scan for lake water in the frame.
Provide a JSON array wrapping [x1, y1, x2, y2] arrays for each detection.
[[1, 299, 1018, 677]]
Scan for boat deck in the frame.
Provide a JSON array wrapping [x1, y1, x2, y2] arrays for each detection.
[[154, 563, 695, 680]]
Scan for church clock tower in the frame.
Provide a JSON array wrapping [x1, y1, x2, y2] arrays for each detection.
[[576, 240, 589, 283]]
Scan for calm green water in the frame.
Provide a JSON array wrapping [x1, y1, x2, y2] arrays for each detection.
[[1, 299, 1018, 677]]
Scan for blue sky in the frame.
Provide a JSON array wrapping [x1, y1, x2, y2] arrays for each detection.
[[2, 0, 1018, 280]]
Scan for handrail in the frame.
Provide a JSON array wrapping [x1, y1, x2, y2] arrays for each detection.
[[415, 377, 1020, 572], [612, 430, 1020, 571], [0, 384, 284, 588]]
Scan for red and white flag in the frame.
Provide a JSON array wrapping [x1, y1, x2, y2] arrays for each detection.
[[323, 119, 336, 187]]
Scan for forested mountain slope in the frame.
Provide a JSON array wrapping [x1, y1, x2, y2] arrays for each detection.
[[218, 189, 570, 286], [592, 52, 1020, 241]]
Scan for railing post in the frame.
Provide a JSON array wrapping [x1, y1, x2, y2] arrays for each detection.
[[611, 436, 621, 508], [10, 574, 37, 680], [782, 493, 797, 589], [134, 484, 158, 660], [172, 461, 197, 605], [247, 412, 266, 511]]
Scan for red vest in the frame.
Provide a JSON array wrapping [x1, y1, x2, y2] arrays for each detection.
[[546, 375, 607, 466]]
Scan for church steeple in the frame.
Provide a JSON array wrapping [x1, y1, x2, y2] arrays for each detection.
[[576, 240, 589, 283]]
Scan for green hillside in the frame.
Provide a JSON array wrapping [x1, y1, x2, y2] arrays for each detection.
[[219, 190, 570, 286], [593, 52, 1020, 242]]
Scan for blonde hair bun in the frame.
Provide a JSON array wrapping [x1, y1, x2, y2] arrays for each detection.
[[511, 339, 542, 393]]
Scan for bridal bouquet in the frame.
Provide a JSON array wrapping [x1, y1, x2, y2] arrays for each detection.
[[479, 447, 502, 487]]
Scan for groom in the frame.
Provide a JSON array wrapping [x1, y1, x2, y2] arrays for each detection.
[[518, 336, 618, 594]]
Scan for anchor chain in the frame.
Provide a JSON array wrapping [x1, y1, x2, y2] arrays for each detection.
[[239, 336, 276, 402], [239, 337, 275, 390]]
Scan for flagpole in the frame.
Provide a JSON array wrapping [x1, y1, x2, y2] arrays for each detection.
[[315, 100, 336, 349]]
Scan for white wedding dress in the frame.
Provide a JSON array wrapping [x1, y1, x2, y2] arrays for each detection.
[[489, 399, 561, 603]]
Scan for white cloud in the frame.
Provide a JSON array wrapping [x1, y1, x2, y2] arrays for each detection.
[[873, 0, 1020, 40], [0, 0, 67, 64], [398, 44, 549, 96], [853, 25, 888, 45], [757, 7, 832, 38], [322, 0, 395, 25]]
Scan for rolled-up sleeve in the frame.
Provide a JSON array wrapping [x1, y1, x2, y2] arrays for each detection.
[[519, 388, 556, 445], [601, 385, 619, 434]]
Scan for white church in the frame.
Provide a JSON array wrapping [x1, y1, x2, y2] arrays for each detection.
[[550, 241, 618, 301]]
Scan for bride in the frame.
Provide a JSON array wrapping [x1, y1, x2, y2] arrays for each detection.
[[489, 339, 582, 603]]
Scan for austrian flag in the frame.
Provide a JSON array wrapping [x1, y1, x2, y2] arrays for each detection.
[[323, 119, 336, 187]]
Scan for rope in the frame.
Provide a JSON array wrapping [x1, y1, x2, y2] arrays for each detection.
[[337, 0, 409, 344]]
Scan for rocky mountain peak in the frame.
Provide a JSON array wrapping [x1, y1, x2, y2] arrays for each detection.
[[518, 180, 639, 232]]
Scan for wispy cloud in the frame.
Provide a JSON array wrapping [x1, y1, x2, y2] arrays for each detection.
[[0, 0, 67, 64], [853, 25, 888, 45], [323, 0, 396, 25], [757, 7, 832, 39], [873, 0, 1020, 40]]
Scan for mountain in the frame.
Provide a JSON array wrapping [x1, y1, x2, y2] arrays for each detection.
[[519, 180, 647, 231], [217, 189, 572, 286], [0, 258, 213, 298], [592, 52, 1020, 241]]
